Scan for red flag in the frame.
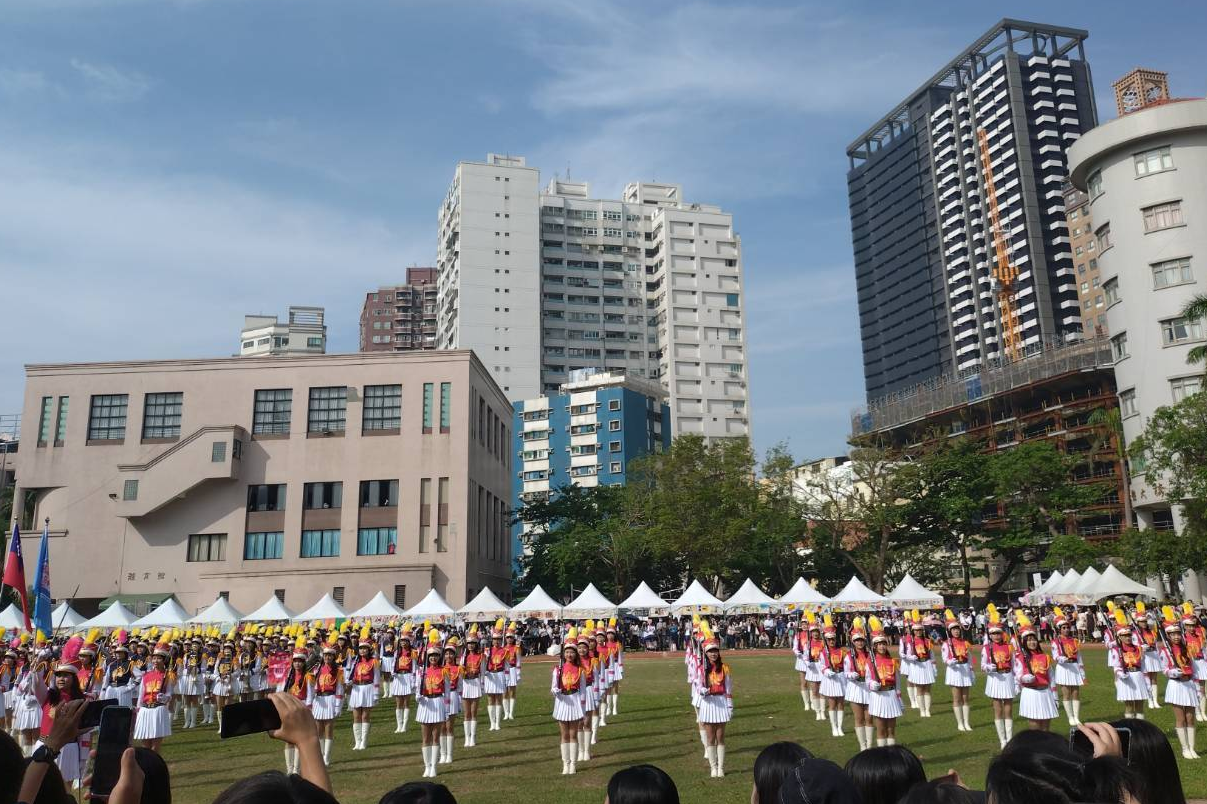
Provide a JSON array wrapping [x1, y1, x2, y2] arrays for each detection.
[[2, 524, 32, 632]]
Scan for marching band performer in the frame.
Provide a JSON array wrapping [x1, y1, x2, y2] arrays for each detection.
[[278, 638, 313, 775], [696, 630, 732, 779], [503, 623, 521, 721], [982, 605, 1017, 748], [552, 628, 585, 775], [460, 626, 484, 747], [818, 615, 848, 737], [209, 641, 238, 732], [605, 618, 623, 716], [1183, 603, 1207, 723], [902, 612, 937, 718], [792, 613, 812, 714], [942, 609, 975, 732], [31, 642, 88, 782], [75, 632, 104, 701], [311, 637, 345, 765], [1014, 613, 1057, 732], [804, 615, 826, 721], [348, 625, 380, 751], [177, 638, 206, 729], [442, 637, 463, 766], [484, 618, 510, 732], [594, 626, 610, 728], [1161, 606, 1200, 759], [1105, 607, 1148, 719], [867, 617, 903, 746], [576, 628, 596, 759], [133, 641, 175, 753], [844, 618, 875, 751], [417, 630, 448, 778], [13, 640, 43, 756], [0, 644, 14, 734], [390, 624, 416, 734], [201, 636, 219, 725], [379, 626, 397, 699], [102, 642, 137, 708], [687, 618, 708, 755], [1051, 608, 1085, 726], [1135, 603, 1164, 710]]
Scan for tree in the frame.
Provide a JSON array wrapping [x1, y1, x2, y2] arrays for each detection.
[[1181, 295, 1207, 368], [739, 443, 807, 594]]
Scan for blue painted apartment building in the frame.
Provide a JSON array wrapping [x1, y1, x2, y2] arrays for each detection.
[[512, 370, 670, 562]]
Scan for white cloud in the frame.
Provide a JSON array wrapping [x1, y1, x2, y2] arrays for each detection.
[[70, 58, 153, 102]]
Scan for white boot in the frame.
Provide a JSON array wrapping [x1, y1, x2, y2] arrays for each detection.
[[1188, 725, 1201, 759], [464, 719, 474, 747], [1003, 718, 1013, 744], [1063, 700, 1074, 723], [560, 742, 571, 775], [907, 685, 918, 710], [1149, 687, 1161, 709], [1071, 699, 1082, 726], [361, 721, 370, 750], [716, 744, 726, 778], [801, 688, 811, 711], [814, 697, 826, 721], [580, 729, 591, 761], [421, 745, 434, 777], [953, 706, 964, 731], [885, 736, 896, 746], [216, 709, 223, 733], [1177, 726, 1194, 759], [994, 719, 1007, 748], [705, 745, 717, 777], [834, 708, 844, 736], [402, 707, 411, 732], [876, 737, 887, 747], [599, 704, 607, 727], [320, 738, 332, 765], [855, 725, 867, 751], [395, 708, 405, 733], [700, 727, 709, 758], [591, 713, 599, 745], [828, 709, 838, 737], [610, 692, 618, 715], [921, 693, 932, 718], [962, 705, 972, 731]]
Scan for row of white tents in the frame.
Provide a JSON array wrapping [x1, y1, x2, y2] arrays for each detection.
[[1022, 564, 1157, 605], [1, 575, 945, 631]]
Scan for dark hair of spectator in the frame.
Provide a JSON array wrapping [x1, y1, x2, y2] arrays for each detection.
[[753, 741, 813, 804], [985, 749, 1088, 804], [0, 731, 23, 804], [844, 745, 927, 804], [20, 758, 73, 804], [1109, 718, 1187, 804], [778, 758, 862, 804], [379, 782, 458, 804], [1001, 729, 1069, 757], [134, 746, 172, 804], [210, 771, 338, 804], [606, 764, 681, 804], [900, 781, 979, 804]]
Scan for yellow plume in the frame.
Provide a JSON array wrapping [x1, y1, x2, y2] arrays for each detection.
[[989, 608, 1001, 625], [1185, 602, 1195, 616], [36, 629, 47, 645], [295, 635, 305, 651], [852, 616, 865, 631], [586, 619, 595, 632], [805, 610, 816, 624], [326, 630, 338, 646], [1053, 606, 1065, 619], [869, 616, 883, 633], [609, 617, 617, 628], [910, 609, 919, 623], [1114, 609, 1128, 627], [1162, 605, 1176, 624], [0, 627, 5, 640], [1016, 611, 1032, 629], [823, 613, 833, 629], [131, 628, 142, 637], [691, 613, 700, 626], [339, 621, 350, 633], [428, 628, 440, 644], [85, 627, 101, 645], [424, 619, 432, 633], [1106, 601, 1116, 613], [944, 608, 955, 621], [566, 626, 578, 641], [1136, 601, 1147, 615], [360, 623, 370, 642]]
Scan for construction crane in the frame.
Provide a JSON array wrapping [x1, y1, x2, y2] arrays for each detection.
[[977, 127, 1021, 362]]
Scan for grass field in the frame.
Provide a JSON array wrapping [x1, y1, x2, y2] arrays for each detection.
[[160, 648, 1207, 804]]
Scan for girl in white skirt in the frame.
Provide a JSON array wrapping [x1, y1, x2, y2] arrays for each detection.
[[803, 618, 825, 722], [594, 628, 611, 727], [176, 640, 205, 729], [101, 645, 138, 709], [605, 620, 623, 715], [576, 631, 597, 759], [0, 649, 13, 734], [1014, 624, 1058, 732], [866, 619, 903, 746], [1161, 608, 1201, 759], [1106, 613, 1148, 720], [981, 609, 1017, 749], [942, 613, 975, 732], [442, 640, 463, 766], [1135, 607, 1165, 710], [903, 616, 937, 717], [311, 644, 344, 764], [460, 628, 484, 746], [844, 621, 875, 751], [379, 627, 397, 698], [133, 644, 174, 753], [696, 638, 732, 779], [1183, 604, 1207, 723], [1050, 609, 1085, 726], [416, 634, 448, 778], [792, 615, 811, 713], [503, 626, 521, 721], [390, 629, 416, 734], [347, 634, 380, 751], [209, 643, 238, 733], [484, 623, 510, 731], [277, 647, 313, 774], [552, 633, 586, 775], [818, 616, 848, 737]]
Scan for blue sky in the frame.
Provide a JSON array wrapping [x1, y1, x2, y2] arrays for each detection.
[[2, 0, 1204, 461]]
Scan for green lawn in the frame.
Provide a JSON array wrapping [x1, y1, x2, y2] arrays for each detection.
[[161, 649, 1207, 803]]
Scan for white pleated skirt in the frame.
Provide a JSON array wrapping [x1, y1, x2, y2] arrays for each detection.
[[133, 706, 172, 740], [348, 684, 378, 709], [945, 663, 974, 688], [844, 679, 872, 706], [819, 673, 847, 698], [1019, 687, 1058, 719], [697, 693, 731, 723], [1193, 658, 1207, 681], [552, 691, 584, 721], [416, 695, 447, 723], [1115, 671, 1149, 701], [803, 664, 822, 683], [1165, 678, 1200, 707], [105, 686, 137, 708], [794, 655, 809, 672], [14, 697, 41, 731], [984, 671, 1017, 700], [389, 673, 415, 696], [211, 679, 235, 698], [1053, 662, 1085, 687], [582, 686, 597, 711], [446, 691, 462, 716], [55, 742, 83, 781], [250, 673, 268, 692], [1142, 650, 1165, 673], [461, 677, 483, 699], [177, 675, 204, 696], [381, 656, 396, 674], [909, 660, 937, 685], [312, 694, 341, 721], [484, 671, 507, 695], [507, 666, 521, 686], [614, 663, 624, 681], [869, 689, 904, 719]]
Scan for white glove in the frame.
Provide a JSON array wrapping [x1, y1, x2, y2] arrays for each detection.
[[1114, 670, 1124, 681], [1021, 674, 1036, 684], [1056, 655, 1067, 663], [868, 681, 881, 691], [1169, 669, 1182, 680], [846, 672, 859, 680]]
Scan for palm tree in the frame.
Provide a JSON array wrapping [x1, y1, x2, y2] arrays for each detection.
[[1182, 295, 1207, 367]]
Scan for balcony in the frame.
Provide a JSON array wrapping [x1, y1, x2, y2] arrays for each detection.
[[114, 425, 246, 518]]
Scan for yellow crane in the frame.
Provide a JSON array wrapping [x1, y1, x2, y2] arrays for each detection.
[[977, 127, 1021, 362]]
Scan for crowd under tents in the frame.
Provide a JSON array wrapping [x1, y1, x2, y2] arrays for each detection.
[[1024, 564, 1157, 604]]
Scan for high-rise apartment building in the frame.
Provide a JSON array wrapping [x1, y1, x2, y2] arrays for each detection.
[[239, 306, 326, 357], [1062, 181, 1107, 336], [359, 267, 438, 352], [436, 155, 542, 399], [846, 20, 1097, 403]]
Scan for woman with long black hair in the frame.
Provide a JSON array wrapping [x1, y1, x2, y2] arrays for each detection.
[[551, 629, 585, 775], [460, 627, 483, 747], [1051, 608, 1085, 726], [696, 636, 732, 778], [942, 610, 974, 732], [416, 631, 448, 778], [1161, 606, 1200, 759], [277, 640, 313, 774], [1108, 717, 1187, 804], [1014, 615, 1057, 732], [844, 619, 875, 751], [441, 639, 462, 767], [311, 641, 344, 765]]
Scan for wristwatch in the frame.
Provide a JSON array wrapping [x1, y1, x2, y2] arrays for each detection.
[[31, 744, 60, 763]]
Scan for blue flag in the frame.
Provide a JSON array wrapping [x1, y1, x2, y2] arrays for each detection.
[[32, 521, 51, 637]]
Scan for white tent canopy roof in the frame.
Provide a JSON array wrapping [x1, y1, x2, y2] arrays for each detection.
[[1035, 570, 1063, 595], [1048, 569, 1083, 595], [0, 605, 26, 630], [1071, 567, 1103, 596], [189, 596, 245, 625], [133, 597, 191, 627], [242, 596, 298, 622], [562, 583, 618, 619], [779, 577, 831, 606], [81, 601, 137, 629], [405, 589, 455, 620], [510, 585, 563, 619], [1089, 564, 1158, 599], [670, 580, 725, 614], [617, 582, 671, 613], [349, 591, 405, 619], [51, 601, 88, 630], [887, 574, 943, 608], [292, 593, 349, 622], [723, 578, 778, 611], [830, 577, 889, 610], [459, 587, 510, 619]]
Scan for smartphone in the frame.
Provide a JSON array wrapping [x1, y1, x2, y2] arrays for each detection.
[[220, 699, 282, 739], [1070, 726, 1131, 761], [80, 698, 119, 730], [89, 706, 133, 801]]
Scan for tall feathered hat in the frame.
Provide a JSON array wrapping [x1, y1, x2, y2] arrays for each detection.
[[806, 610, 821, 632], [425, 628, 443, 655], [1015, 611, 1036, 638], [944, 609, 959, 631], [466, 624, 480, 644], [78, 628, 101, 657], [701, 619, 720, 652], [1161, 605, 1181, 634], [153, 640, 172, 658], [909, 610, 924, 629], [359, 623, 373, 647], [869, 616, 887, 644], [986, 603, 1003, 634], [1111, 607, 1131, 636], [849, 616, 867, 642], [292, 635, 308, 660], [564, 626, 579, 646], [492, 617, 505, 639], [56, 634, 84, 674], [1182, 601, 1198, 626], [1052, 606, 1068, 628], [606, 617, 618, 634], [822, 613, 836, 639]]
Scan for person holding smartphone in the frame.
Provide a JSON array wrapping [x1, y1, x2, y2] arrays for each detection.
[[133, 642, 175, 753]]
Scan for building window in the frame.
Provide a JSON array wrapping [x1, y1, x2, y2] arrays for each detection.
[[252, 389, 292, 435], [357, 527, 397, 556], [1134, 146, 1173, 176], [307, 386, 347, 433], [1095, 224, 1112, 251], [54, 397, 68, 444], [1103, 278, 1120, 307], [422, 383, 434, 433], [610, 461, 622, 473], [436, 477, 449, 553], [247, 484, 287, 512], [331, 586, 344, 604], [1119, 389, 1138, 418], [1171, 376, 1204, 402], [38, 397, 52, 444], [363, 384, 401, 431], [360, 479, 398, 507], [1153, 257, 1193, 288], [419, 478, 432, 553], [88, 394, 128, 441], [609, 419, 621, 431], [1143, 201, 1183, 232], [142, 392, 182, 439], [609, 440, 622, 452], [1161, 316, 1204, 345], [122, 479, 138, 501], [303, 481, 342, 509], [1088, 170, 1103, 199], [300, 529, 340, 558], [439, 382, 451, 432], [244, 531, 284, 560], [608, 399, 621, 411], [187, 533, 226, 562], [211, 442, 226, 462], [1111, 332, 1129, 361], [307, 336, 324, 348], [393, 585, 406, 607]]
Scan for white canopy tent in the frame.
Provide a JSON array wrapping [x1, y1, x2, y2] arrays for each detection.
[[292, 593, 349, 623], [459, 587, 510, 620], [189, 596, 245, 625], [887, 574, 943, 609], [669, 580, 724, 615], [617, 582, 671, 616], [0, 605, 27, 630], [562, 583, 619, 619], [132, 597, 191, 627], [405, 589, 456, 623], [1088, 564, 1158, 599], [1061, 567, 1103, 604], [778, 577, 831, 611], [829, 577, 889, 612], [1025, 570, 1063, 604], [50, 601, 88, 630], [349, 591, 405, 620], [510, 585, 563, 620], [723, 578, 779, 613], [81, 601, 138, 629], [1047, 569, 1083, 598], [241, 595, 297, 622]]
